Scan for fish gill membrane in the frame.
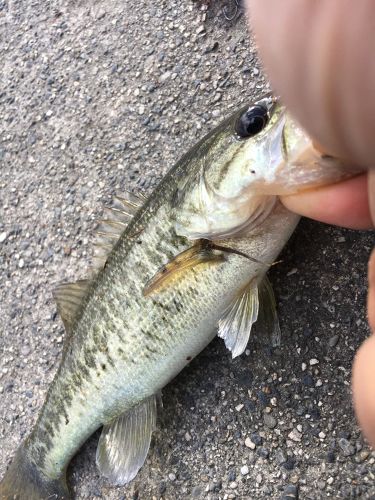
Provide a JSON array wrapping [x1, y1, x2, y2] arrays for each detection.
[[0, 94, 361, 499]]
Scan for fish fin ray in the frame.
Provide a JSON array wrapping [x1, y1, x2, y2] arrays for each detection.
[[143, 240, 225, 296], [96, 395, 157, 485], [218, 279, 259, 358], [53, 279, 91, 332], [257, 275, 281, 347], [91, 191, 145, 272]]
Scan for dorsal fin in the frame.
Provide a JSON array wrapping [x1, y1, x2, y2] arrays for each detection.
[[92, 191, 146, 272], [53, 279, 91, 332]]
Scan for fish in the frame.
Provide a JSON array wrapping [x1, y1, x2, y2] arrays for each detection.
[[0, 94, 359, 499]]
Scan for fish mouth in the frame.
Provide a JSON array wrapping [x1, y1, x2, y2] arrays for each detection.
[[269, 113, 361, 195]]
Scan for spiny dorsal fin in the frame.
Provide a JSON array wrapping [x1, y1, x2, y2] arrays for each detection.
[[53, 279, 91, 332], [218, 279, 259, 358], [92, 191, 146, 272], [96, 395, 158, 485]]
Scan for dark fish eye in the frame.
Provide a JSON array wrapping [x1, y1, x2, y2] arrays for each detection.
[[235, 105, 269, 139]]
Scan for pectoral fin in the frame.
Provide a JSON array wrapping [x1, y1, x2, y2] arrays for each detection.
[[143, 240, 225, 296], [218, 279, 259, 358], [96, 395, 157, 485], [257, 275, 281, 347]]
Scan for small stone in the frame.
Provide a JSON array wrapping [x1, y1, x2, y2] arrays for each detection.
[[240, 465, 249, 475], [245, 437, 256, 449], [301, 362, 307, 371], [275, 450, 287, 465], [328, 335, 339, 348], [318, 431, 326, 439], [168, 473, 176, 481], [309, 358, 319, 366], [263, 413, 277, 429], [317, 480, 326, 490], [235, 404, 244, 412], [18, 258, 25, 268], [338, 438, 355, 457], [283, 456, 297, 470], [281, 484, 298, 499], [185, 432, 191, 441], [228, 470, 236, 482], [160, 71, 171, 82], [327, 477, 334, 485], [0, 232, 7, 243], [251, 433, 263, 446], [255, 473, 262, 484], [355, 450, 370, 463], [191, 486, 202, 497], [20, 345, 31, 356], [229, 481, 237, 489], [257, 447, 269, 459], [288, 429, 302, 442]]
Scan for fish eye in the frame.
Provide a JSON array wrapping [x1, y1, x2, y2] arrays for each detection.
[[235, 105, 269, 139]]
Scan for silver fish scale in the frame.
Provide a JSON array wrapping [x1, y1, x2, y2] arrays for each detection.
[[26, 188, 298, 479]]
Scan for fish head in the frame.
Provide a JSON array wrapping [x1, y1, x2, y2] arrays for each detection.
[[173, 94, 359, 240]]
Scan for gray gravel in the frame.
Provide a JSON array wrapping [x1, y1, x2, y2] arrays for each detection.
[[1, 0, 375, 498]]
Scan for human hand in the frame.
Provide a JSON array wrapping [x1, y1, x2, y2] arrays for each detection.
[[247, 0, 375, 446]]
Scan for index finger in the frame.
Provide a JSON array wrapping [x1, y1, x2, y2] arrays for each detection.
[[280, 173, 373, 229]]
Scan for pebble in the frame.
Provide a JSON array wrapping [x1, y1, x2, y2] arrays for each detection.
[[20, 345, 31, 356], [0, 232, 7, 243], [168, 473, 176, 481], [281, 484, 299, 499], [309, 358, 319, 366], [245, 437, 256, 449], [255, 473, 262, 484], [251, 432, 263, 446], [240, 465, 249, 475], [288, 429, 302, 442], [229, 481, 237, 489], [263, 413, 277, 429], [355, 450, 370, 463], [328, 335, 339, 348], [275, 450, 287, 465], [191, 486, 202, 497], [338, 438, 356, 457]]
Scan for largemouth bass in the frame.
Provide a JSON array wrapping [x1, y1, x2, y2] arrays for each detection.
[[0, 95, 357, 499]]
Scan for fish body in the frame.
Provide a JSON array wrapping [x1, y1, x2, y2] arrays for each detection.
[[0, 96, 354, 499]]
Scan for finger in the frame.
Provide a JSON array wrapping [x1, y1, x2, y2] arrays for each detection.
[[280, 174, 373, 229], [352, 334, 375, 448], [247, 0, 375, 168], [368, 249, 375, 332]]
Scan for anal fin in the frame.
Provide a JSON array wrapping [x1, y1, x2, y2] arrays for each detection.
[[218, 279, 259, 358], [96, 395, 157, 485]]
